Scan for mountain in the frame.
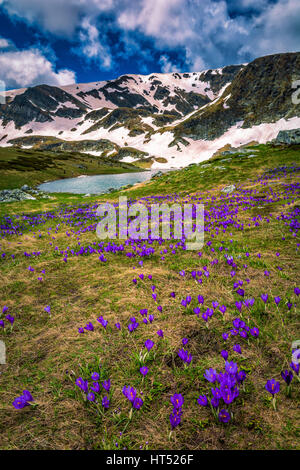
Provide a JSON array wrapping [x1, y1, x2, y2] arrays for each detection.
[[0, 52, 299, 169]]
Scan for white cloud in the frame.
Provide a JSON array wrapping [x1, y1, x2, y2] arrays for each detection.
[[0, 0, 299, 77], [159, 55, 180, 73], [76, 17, 113, 69], [0, 43, 76, 89]]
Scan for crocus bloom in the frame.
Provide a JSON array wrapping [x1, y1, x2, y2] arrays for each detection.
[[221, 350, 228, 360], [290, 362, 299, 376], [233, 344, 242, 354], [102, 380, 111, 391], [265, 379, 280, 396], [197, 395, 208, 406], [44, 306, 51, 314], [102, 396, 110, 409], [133, 397, 143, 409], [204, 368, 217, 383], [123, 386, 137, 403], [91, 372, 100, 381], [170, 393, 184, 409], [225, 361, 238, 375], [5, 315, 14, 325], [281, 370, 293, 385], [0, 320, 4, 328], [218, 409, 231, 423], [274, 296, 281, 306], [170, 412, 181, 429], [140, 366, 149, 376], [250, 327, 259, 338], [13, 396, 28, 409], [76, 378, 88, 393], [157, 329, 164, 338], [87, 392, 95, 401], [90, 382, 100, 393], [144, 339, 154, 351], [261, 294, 268, 303], [97, 316, 108, 328]]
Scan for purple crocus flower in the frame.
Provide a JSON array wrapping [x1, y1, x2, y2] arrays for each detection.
[[140, 366, 149, 376], [169, 412, 181, 429], [261, 294, 268, 303], [265, 379, 280, 396], [78, 327, 84, 334], [274, 296, 281, 306], [157, 329, 164, 338], [178, 349, 192, 364], [133, 397, 143, 410], [233, 344, 242, 354], [90, 382, 100, 393], [144, 339, 154, 351], [170, 393, 184, 409], [294, 287, 300, 296], [182, 338, 188, 346], [97, 316, 108, 329], [87, 392, 95, 402], [281, 370, 293, 385], [76, 377, 88, 393], [250, 327, 259, 338], [197, 395, 208, 406], [221, 350, 228, 360], [225, 361, 238, 375], [91, 372, 100, 381], [102, 380, 111, 391], [44, 305, 51, 314], [13, 396, 28, 409], [290, 362, 299, 376], [122, 386, 137, 403], [0, 320, 4, 328], [102, 396, 110, 409], [218, 409, 231, 423], [204, 368, 217, 383], [84, 322, 94, 331], [219, 305, 227, 315]]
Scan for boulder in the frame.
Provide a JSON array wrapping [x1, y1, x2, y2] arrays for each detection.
[[274, 129, 300, 145], [221, 184, 236, 194], [0, 189, 36, 203]]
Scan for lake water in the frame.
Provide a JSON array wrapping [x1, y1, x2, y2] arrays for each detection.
[[38, 169, 167, 194]]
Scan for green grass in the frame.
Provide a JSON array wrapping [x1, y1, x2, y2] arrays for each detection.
[[0, 143, 299, 450], [0, 146, 144, 190]]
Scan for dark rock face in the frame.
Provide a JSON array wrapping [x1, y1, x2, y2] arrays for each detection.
[[274, 129, 300, 144], [0, 85, 88, 127], [175, 52, 300, 141]]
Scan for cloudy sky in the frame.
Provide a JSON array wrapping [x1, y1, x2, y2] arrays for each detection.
[[0, 0, 299, 89]]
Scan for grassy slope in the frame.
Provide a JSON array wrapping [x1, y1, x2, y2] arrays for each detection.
[[0, 144, 299, 450], [0, 147, 143, 191]]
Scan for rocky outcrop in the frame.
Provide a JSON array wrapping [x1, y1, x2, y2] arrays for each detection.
[[174, 52, 300, 141], [273, 129, 300, 144], [0, 187, 50, 203]]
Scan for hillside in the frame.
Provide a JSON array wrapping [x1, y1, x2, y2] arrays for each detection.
[[0, 144, 299, 450], [0, 52, 299, 169]]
